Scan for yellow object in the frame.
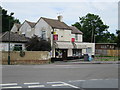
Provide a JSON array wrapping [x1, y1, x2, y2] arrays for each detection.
[[53, 32, 57, 35]]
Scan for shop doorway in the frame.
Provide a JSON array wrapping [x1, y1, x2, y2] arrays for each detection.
[[55, 49, 68, 60]]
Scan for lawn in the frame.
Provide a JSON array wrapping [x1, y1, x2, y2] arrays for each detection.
[[94, 56, 118, 61]]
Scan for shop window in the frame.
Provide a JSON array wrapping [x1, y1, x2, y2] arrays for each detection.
[[73, 49, 82, 57], [55, 49, 62, 58], [86, 47, 92, 54]]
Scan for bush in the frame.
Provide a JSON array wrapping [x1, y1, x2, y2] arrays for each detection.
[[25, 35, 51, 51]]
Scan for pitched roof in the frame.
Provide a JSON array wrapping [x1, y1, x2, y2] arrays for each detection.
[[69, 26, 83, 34], [14, 23, 21, 29], [0, 33, 2, 37], [41, 17, 72, 30], [1, 32, 29, 42], [25, 20, 36, 28], [95, 43, 117, 45]]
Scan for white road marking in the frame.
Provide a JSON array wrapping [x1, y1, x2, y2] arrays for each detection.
[[90, 79, 103, 81], [0, 83, 18, 86], [69, 80, 86, 82], [47, 81, 62, 84], [62, 82, 80, 88], [1, 79, 111, 89], [55, 65, 72, 66], [28, 85, 45, 88], [52, 84, 66, 87], [2, 86, 22, 89], [24, 82, 40, 85], [48, 81, 79, 88]]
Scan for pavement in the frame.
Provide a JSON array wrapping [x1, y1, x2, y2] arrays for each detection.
[[53, 59, 120, 64]]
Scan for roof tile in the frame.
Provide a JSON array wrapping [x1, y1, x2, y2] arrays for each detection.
[[69, 26, 83, 34], [41, 17, 72, 30], [1, 32, 29, 42]]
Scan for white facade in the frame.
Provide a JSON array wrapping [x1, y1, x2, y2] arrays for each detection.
[[71, 34, 83, 42], [79, 43, 95, 55], [0, 42, 26, 51], [54, 29, 72, 41], [34, 18, 52, 39], [11, 24, 18, 33], [25, 28, 35, 38], [19, 21, 34, 38]]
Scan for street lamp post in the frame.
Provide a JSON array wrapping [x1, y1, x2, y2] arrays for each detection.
[[8, 13, 14, 65]]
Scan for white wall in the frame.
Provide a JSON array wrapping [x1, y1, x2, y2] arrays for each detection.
[[19, 21, 31, 37], [0, 43, 26, 51], [71, 34, 83, 42], [81, 43, 95, 55], [55, 29, 72, 41], [11, 24, 18, 33], [68, 49, 72, 56], [78, 34, 83, 42], [26, 28, 35, 38], [35, 18, 52, 38]]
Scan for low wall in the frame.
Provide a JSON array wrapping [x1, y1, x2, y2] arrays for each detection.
[[1, 51, 51, 65]]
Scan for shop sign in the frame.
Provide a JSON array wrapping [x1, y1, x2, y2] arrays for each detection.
[[54, 34, 58, 40], [71, 38, 75, 42]]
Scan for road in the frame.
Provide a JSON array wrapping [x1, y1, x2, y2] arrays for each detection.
[[1, 63, 119, 89]]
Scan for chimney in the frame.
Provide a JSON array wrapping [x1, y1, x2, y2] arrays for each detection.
[[57, 15, 63, 22]]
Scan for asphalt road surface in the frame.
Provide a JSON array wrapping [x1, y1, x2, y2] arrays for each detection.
[[1, 63, 119, 89]]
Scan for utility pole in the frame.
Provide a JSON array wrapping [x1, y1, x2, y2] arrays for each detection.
[[52, 28, 55, 58], [91, 23, 94, 43], [8, 13, 14, 65]]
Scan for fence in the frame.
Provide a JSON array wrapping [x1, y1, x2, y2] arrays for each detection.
[[107, 50, 120, 56], [95, 49, 120, 61], [95, 49, 120, 56], [1, 51, 51, 65]]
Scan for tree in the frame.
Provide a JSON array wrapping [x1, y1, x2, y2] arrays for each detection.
[[116, 30, 120, 48], [1, 7, 20, 33], [25, 35, 51, 51], [96, 31, 117, 43], [116, 30, 120, 60], [73, 13, 112, 43]]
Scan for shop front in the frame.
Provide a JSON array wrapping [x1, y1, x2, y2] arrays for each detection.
[[53, 41, 95, 61]]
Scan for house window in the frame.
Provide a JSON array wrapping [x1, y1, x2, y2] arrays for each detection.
[[75, 34, 78, 41], [13, 44, 22, 51], [21, 32, 25, 36], [41, 31, 46, 40]]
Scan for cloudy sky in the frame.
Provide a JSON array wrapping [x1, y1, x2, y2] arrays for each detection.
[[1, 0, 119, 34]]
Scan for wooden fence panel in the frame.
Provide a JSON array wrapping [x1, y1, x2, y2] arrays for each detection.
[[107, 50, 119, 56]]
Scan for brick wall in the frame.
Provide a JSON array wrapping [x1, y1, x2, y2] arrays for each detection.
[[1, 51, 51, 65]]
